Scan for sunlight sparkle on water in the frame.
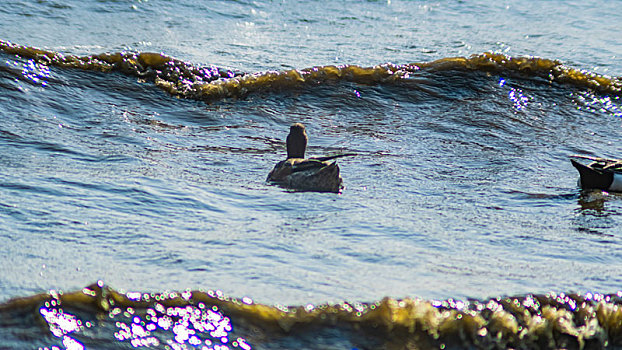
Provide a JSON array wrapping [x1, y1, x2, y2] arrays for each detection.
[[112, 303, 250, 349], [499, 78, 529, 111], [576, 91, 622, 117], [4, 58, 51, 86], [39, 305, 86, 350]]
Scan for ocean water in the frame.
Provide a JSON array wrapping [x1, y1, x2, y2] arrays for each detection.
[[1, 1, 622, 349]]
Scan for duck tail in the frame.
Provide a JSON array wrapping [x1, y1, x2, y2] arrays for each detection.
[[311, 153, 358, 162], [570, 158, 614, 190]]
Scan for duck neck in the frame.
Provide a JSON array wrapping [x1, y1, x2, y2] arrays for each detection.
[[287, 134, 307, 158]]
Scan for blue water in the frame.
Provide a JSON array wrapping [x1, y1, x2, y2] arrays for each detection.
[[1, 0, 622, 314]]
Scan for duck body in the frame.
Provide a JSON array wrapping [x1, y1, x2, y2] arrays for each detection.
[[570, 155, 622, 192], [267, 123, 351, 193], [267, 157, 343, 193]]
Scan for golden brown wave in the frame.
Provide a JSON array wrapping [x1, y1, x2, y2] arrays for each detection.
[[2, 39, 621, 103], [1, 282, 621, 349]]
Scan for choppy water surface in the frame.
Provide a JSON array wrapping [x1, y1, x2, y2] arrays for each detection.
[[1, 0, 622, 349]]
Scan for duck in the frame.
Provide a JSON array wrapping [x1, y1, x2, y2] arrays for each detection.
[[267, 123, 354, 193], [570, 155, 622, 192]]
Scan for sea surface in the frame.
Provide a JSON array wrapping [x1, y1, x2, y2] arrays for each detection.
[[1, 1, 622, 349]]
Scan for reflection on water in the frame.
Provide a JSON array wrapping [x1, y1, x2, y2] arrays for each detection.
[[573, 190, 621, 235], [578, 190, 609, 212]]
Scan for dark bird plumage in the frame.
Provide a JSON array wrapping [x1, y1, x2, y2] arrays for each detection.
[[570, 155, 622, 192], [286, 123, 307, 159], [267, 123, 355, 193]]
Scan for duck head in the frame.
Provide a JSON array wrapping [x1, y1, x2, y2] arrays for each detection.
[[286, 123, 308, 159]]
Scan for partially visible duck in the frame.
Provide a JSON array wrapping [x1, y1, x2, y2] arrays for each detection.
[[267, 123, 354, 193], [570, 155, 622, 192]]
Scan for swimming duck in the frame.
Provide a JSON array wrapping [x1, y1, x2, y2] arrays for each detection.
[[267, 123, 354, 193], [570, 155, 622, 192]]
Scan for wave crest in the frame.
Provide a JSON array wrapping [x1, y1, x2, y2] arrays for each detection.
[[2, 282, 621, 349], [2, 40, 621, 103]]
